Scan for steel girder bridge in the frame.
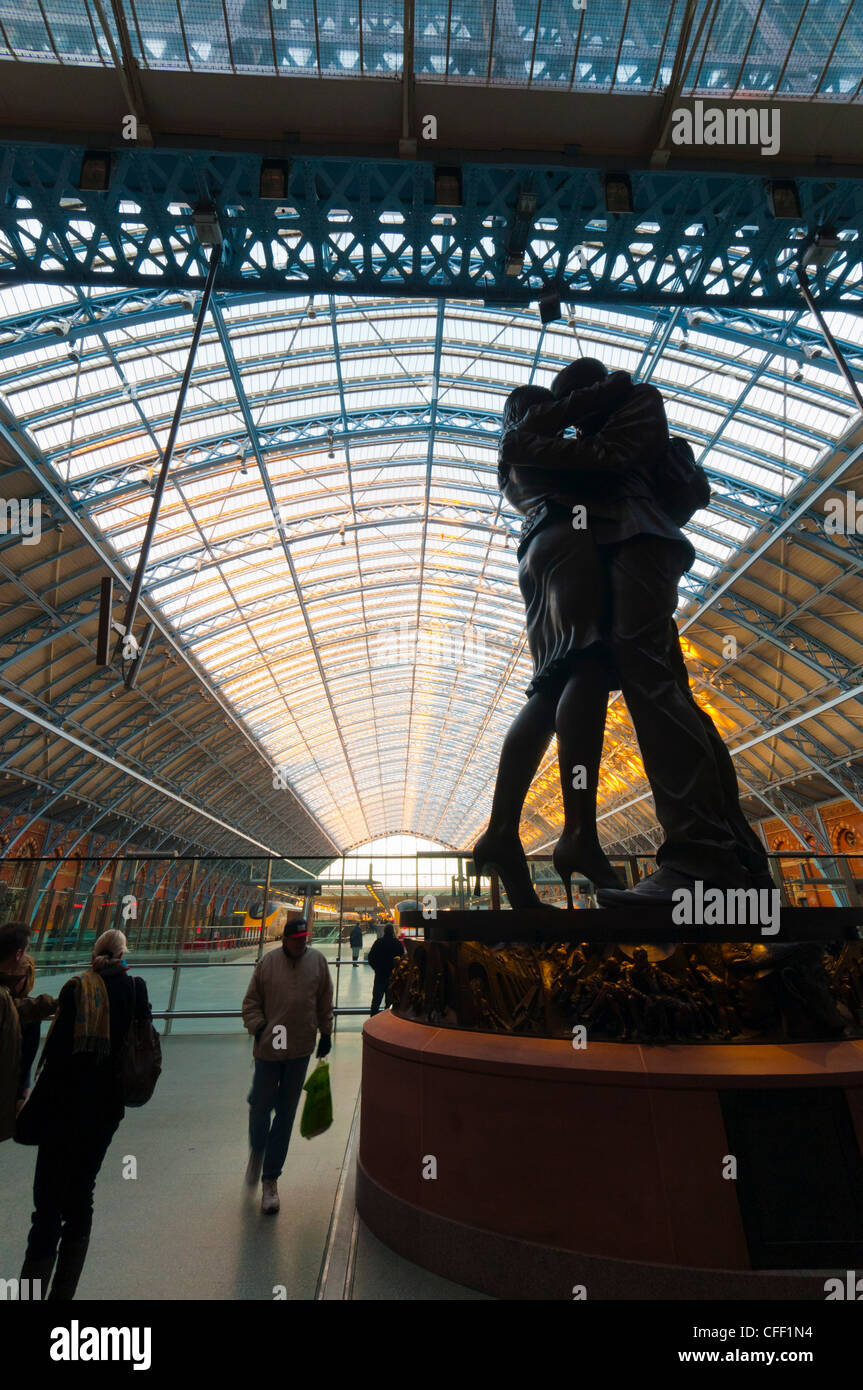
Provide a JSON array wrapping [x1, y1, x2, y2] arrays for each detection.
[[0, 143, 861, 310]]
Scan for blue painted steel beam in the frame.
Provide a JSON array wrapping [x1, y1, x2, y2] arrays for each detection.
[[0, 396, 338, 851], [1, 144, 862, 308], [207, 296, 373, 840], [59, 411, 801, 517], [4, 292, 861, 384]]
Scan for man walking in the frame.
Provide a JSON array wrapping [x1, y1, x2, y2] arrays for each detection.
[[348, 920, 364, 966], [368, 923, 405, 1016], [241, 918, 333, 1214]]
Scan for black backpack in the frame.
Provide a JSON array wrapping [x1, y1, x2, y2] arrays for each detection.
[[116, 976, 162, 1107], [655, 436, 711, 527]]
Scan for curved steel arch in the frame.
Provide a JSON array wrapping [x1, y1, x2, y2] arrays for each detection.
[[2, 276, 863, 851]]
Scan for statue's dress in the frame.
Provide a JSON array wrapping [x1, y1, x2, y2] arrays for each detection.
[[500, 380, 693, 700], [502, 464, 615, 698]]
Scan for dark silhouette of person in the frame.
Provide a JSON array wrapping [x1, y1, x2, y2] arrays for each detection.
[[508, 359, 762, 904], [19, 929, 151, 1300], [474, 378, 632, 907], [368, 923, 405, 1015]]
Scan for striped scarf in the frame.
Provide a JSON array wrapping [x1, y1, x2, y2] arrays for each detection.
[[70, 969, 112, 1058]]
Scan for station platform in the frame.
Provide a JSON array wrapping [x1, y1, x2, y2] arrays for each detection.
[[0, 1029, 482, 1301]]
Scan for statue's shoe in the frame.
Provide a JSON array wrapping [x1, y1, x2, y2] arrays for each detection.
[[472, 830, 550, 910], [552, 834, 624, 906], [596, 865, 750, 909]]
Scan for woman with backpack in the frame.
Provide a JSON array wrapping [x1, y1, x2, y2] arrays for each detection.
[[18, 928, 153, 1300]]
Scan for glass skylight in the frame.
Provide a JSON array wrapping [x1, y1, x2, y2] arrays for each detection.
[[0, 284, 860, 849]]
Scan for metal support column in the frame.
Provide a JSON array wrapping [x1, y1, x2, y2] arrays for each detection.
[[164, 857, 199, 1036], [116, 244, 221, 670], [335, 854, 346, 1034], [255, 857, 272, 963], [795, 265, 863, 414]]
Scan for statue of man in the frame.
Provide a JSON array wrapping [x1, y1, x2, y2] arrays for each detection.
[[505, 358, 766, 905]]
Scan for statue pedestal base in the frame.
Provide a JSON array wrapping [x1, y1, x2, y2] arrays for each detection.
[[358, 1013, 863, 1299]]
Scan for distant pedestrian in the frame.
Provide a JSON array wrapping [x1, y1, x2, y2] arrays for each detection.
[[368, 923, 405, 1017], [19, 929, 151, 1300], [241, 919, 333, 1214], [348, 922, 363, 966]]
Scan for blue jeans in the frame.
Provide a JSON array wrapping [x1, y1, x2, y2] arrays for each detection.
[[248, 1057, 310, 1181]]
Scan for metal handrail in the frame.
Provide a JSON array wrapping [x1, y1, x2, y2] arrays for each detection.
[[151, 1007, 370, 1020]]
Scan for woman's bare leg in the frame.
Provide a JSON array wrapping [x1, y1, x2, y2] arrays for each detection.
[[484, 691, 557, 837], [473, 691, 557, 908], [553, 656, 622, 898]]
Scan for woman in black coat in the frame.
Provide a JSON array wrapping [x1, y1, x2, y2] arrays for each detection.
[[19, 928, 151, 1300]]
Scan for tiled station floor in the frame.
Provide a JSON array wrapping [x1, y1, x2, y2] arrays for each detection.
[[0, 943, 482, 1300]]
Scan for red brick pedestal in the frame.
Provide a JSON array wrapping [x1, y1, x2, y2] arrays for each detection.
[[357, 1012, 863, 1299]]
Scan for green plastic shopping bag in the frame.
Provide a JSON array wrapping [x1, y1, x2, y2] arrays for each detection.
[[300, 1059, 333, 1139]]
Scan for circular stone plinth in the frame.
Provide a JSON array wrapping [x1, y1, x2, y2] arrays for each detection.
[[357, 1012, 863, 1300]]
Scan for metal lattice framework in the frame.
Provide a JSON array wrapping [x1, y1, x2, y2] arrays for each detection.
[[1, 144, 862, 307], [2, 267, 863, 855]]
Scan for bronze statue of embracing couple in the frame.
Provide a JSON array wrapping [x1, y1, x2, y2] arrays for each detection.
[[473, 358, 771, 910]]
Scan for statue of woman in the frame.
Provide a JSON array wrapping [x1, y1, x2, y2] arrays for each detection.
[[472, 372, 633, 908], [475, 354, 757, 911]]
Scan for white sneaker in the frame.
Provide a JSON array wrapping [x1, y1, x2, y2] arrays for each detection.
[[261, 1179, 280, 1215], [245, 1150, 263, 1187]]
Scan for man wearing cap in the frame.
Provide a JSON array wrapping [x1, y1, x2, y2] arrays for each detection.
[[241, 918, 333, 1214]]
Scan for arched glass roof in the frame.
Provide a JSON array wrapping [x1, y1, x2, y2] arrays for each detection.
[[1, 280, 862, 851], [0, 0, 860, 98]]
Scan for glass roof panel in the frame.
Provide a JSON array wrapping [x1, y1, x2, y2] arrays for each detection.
[[0, 0, 856, 97], [2, 286, 862, 847]]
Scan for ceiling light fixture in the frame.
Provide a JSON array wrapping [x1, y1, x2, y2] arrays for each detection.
[[192, 203, 223, 247], [505, 189, 537, 281], [766, 180, 801, 220], [78, 150, 111, 192], [434, 166, 463, 208], [799, 226, 842, 271], [539, 292, 562, 325], [603, 172, 633, 215], [260, 160, 290, 200]]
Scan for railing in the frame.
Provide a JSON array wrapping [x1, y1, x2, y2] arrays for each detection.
[[1, 850, 860, 1028]]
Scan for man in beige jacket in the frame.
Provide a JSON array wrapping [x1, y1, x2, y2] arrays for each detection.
[[241, 918, 333, 1214]]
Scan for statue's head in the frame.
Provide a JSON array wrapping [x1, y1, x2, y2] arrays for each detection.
[[501, 384, 554, 434], [551, 357, 607, 398], [552, 357, 616, 435]]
